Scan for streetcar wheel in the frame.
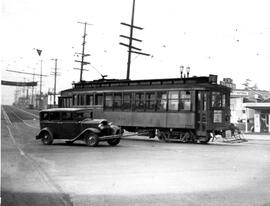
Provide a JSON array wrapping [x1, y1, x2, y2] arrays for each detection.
[[107, 138, 120, 146], [41, 132, 53, 145], [85, 133, 99, 147], [157, 131, 169, 142]]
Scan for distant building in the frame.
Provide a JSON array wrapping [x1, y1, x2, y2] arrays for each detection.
[[230, 88, 270, 133]]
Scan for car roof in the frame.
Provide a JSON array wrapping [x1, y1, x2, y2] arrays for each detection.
[[40, 108, 92, 113]]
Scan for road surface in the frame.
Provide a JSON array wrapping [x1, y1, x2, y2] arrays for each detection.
[[1, 105, 270, 206]]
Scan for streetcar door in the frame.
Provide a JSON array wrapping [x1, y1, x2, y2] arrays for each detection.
[[196, 91, 207, 136]]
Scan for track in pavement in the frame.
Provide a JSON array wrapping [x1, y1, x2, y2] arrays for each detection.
[[2, 105, 39, 122]]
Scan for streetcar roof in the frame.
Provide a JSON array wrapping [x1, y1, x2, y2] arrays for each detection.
[[60, 74, 231, 94]]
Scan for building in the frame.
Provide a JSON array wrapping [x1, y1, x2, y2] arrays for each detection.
[[230, 89, 270, 133]]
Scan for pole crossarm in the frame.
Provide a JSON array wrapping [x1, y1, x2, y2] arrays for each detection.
[[74, 60, 90, 65], [77, 21, 93, 26], [119, 42, 142, 51], [74, 68, 89, 71], [120, 35, 142, 42], [120, 22, 143, 30], [130, 50, 150, 56], [75, 52, 91, 56]]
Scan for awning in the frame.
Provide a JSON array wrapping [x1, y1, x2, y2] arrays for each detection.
[[244, 103, 270, 111]]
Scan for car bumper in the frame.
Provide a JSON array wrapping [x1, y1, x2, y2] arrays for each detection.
[[98, 134, 122, 141]]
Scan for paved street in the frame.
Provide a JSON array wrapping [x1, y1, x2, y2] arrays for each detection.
[[1, 105, 270, 206]]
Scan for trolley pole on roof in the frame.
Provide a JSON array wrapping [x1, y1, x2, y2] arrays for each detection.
[[74, 22, 92, 82], [120, 0, 150, 80]]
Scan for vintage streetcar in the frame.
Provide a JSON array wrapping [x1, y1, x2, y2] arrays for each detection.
[[36, 108, 122, 146], [58, 74, 231, 144]]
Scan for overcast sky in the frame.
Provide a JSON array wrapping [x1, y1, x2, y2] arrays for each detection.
[[1, 0, 270, 104]]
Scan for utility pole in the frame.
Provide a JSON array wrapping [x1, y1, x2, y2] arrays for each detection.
[[51, 58, 60, 106], [120, 0, 150, 80], [32, 68, 35, 107], [34, 48, 43, 109], [74, 21, 92, 82], [39, 59, 43, 108]]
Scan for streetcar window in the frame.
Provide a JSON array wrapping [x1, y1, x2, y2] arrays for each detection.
[[104, 93, 113, 109], [180, 91, 191, 111], [62, 112, 73, 121], [123, 93, 132, 111], [156, 92, 167, 111], [95, 94, 103, 105], [212, 92, 222, 108], [113, 93, 122, 110], [77, 94, 80, 105], [145, 92, 156, 111], [168, 91, 179, 111], [222, 93, 226, 107], [78, 94, 85, 105], [40, 112, 49, 121], [73, 95, 77, 106], [134, 92, 145, 111], [86, 94, 94, 105], [50, 112, 60, 121]]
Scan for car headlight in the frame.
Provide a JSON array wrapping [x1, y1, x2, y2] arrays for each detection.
[[98, 124, 105, 130]]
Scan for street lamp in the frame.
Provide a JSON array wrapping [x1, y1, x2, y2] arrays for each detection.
[[180, 65, 184, 78], [186, 66, 190, 78]]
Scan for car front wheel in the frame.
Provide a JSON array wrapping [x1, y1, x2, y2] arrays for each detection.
[[41, 132, 53, 145], [85, 133, 99, 147]]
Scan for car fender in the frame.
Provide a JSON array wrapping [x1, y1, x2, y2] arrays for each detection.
[[110, 124, 122, 134], [36, 127, 53, 140], [70, 128, 101, 142]]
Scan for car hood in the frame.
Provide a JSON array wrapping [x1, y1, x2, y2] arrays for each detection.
[[81, 119, 108, 124]]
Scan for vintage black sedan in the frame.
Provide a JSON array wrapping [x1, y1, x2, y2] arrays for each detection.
[[36, 108, 122, 146]]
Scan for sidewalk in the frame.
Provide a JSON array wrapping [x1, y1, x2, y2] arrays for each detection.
[[243, 133, 270, 140]]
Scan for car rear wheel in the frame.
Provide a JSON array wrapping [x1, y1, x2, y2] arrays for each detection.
[[85, 133, 99, 147], [107, 138, 120, 146], [41, 132, 53, 145]]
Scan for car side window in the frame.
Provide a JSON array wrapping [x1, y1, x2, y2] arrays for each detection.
[[40, 112, 49, 121], [76, 111, 93, 120], [50, 112, 60, 121], [62, 112, 73, 121]]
